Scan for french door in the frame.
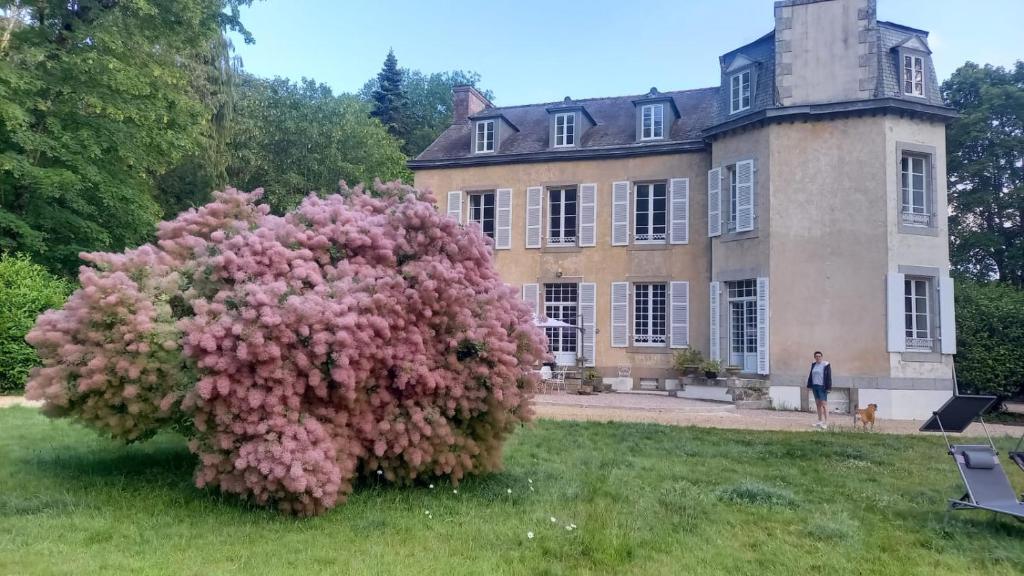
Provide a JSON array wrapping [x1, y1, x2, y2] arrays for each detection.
[[544, 283, 578, 366]]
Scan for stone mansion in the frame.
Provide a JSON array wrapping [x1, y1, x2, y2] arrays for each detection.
[[409, 0, 957, 420]]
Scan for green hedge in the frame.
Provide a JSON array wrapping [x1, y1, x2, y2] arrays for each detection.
[[955, 280, 1024, 399], [0, 254, 71, 393]]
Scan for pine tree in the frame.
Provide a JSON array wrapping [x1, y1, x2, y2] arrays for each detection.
[[370, 49, 407, 142]]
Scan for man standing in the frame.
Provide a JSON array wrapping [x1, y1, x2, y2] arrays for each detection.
[[806, 351, 832, 429]]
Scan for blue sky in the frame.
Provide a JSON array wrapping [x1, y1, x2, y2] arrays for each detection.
[[231, 0, 1023, 106]]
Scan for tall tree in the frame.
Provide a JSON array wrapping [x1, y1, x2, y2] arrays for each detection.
[[362, 69, 493, 157], [0, 0, 252, 276], [943, 61, 1024, 285], [227, 74, 410, 213], [369, 49, 407, 143]]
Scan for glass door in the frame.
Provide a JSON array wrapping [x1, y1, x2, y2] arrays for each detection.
[[544, 283, 578, 366], [728, 281, 758, 373]]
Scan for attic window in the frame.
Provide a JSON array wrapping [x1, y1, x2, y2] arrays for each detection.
[[475, 120, 495, 153], [554, 113, 575, 147], [730, 70, 751, 113], [641, 104, 664, 140], [903, 55, 925, 97]]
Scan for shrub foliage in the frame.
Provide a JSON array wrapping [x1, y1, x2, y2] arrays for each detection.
[[25, 183, 547, 515], [0, 254, 72, 393], [954, 280, 1024, 399]]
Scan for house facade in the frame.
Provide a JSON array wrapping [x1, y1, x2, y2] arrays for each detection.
[[410, 0, 957, 420]]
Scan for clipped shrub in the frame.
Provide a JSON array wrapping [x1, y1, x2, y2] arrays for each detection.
[[954, 281, 1024, 399], [0, 254, 71, 393], [25, 182, 548, 515]]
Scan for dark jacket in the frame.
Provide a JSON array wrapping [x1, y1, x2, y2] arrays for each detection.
[[806, 362, 832, 390]]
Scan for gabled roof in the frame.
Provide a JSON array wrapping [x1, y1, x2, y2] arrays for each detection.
[[411, 88, 718, 167]]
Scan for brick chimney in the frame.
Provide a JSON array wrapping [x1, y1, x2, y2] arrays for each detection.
[[452, 85, 492, 125]]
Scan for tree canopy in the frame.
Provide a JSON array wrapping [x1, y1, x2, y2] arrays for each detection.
[[0, 0, 253, 276], [942, 61, 1024, 285], [370, 49, 407, 144]]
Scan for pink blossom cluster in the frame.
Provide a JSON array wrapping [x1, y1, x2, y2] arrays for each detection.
[[26, 182, 548, 515]]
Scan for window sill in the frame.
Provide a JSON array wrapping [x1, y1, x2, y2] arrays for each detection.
[[627, 243, 669, 251], [901, 351, 942, 363], [720, 229, 759, 243], [541, 245, 582, 254], [627, 346, 673, 355], [897, 223, 939, 237]]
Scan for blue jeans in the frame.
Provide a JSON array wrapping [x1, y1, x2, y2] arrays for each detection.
[[810, 385, 828, 402]]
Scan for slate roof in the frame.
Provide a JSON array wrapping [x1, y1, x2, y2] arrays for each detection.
[[712, 31, 777, 126], [414, 88, 718, 163], [877, 21, 944, 107]]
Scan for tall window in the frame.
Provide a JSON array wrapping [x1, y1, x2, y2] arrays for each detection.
[[903, 55, 925, 97], [728, 280, 758, 372], [901, 154, 929, 226], [730, 70, 751, 113], [727, 165, 739, 231], [544, 283, 578, 358], [633, 283, 667, 346], [548, 187, 577, 246], [904, 277, 931, 350], [468, 192, 495, 238], [554, 113, 575, 147], [641, 104, 664, 140], [634, 182, 666, 243], [475, 120, 495, 153]]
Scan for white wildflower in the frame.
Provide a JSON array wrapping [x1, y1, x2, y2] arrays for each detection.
[[429, 484, 435, 489], [527, 531, 534, 539], [550, 517, 557, 523], [507, 488, 512, 495]]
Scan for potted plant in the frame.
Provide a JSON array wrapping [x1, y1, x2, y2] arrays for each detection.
[[580, 367, 601, 394], [725, 365, 742, 377], [701, 359, 721, 380], [672, 348, 704, 377]]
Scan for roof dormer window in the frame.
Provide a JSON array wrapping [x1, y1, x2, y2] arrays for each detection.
[[730, 70, 751, 114], [903, 54, 925, 98], [641, 104, 664, 140], [475, 120, 495, 153], [554, 113, 575, 147]]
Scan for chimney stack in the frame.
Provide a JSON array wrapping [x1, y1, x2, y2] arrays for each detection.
[[452, 85, 492, 125]]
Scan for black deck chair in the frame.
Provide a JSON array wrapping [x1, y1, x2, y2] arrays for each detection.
[[1011, 433, 1024, 473], [920, 394, 1024, 521]]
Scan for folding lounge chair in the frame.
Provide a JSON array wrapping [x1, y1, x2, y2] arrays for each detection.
[[1010, 433, 1024, 474], [920, 394, 1024, 522]]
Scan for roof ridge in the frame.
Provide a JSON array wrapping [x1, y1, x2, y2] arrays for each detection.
[[483, 86, 719, 112], [877, 20, 929, 36]]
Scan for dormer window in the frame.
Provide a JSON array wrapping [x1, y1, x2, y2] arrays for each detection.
[[475, 120, 495, 153], [554, 113, 575, 147], [641, 104, 664, 140], [730, 70, 751, 113], [903, 54, 925, 97]]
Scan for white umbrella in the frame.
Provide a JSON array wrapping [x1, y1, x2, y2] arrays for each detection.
[[532, 314, 574, 328]]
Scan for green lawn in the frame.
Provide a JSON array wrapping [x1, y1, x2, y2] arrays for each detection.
[[1, 407, 1022, 576]]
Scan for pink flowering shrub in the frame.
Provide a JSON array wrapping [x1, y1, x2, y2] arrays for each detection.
[[25, 182, 548, 515]]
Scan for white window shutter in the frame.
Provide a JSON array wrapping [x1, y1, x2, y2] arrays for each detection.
[[495, 188, 512, 249], [611, 282, 629, 347], [669, 178, 689, 244], [446, 191, 463, 223], [579, 183, 597, 247], [612, 181, 630, 246], [525, 186, 542, 249], [886, 273, 906, 352], [940, 275, 956, 354], [707, 168, 722, 237], [522, 283, 540, 317], [670, 281, 689, 348], [709, 281, 720, 360], [579, 282, 597, 366], [736, 160, 755, 233], [756, 277, 769, 375]]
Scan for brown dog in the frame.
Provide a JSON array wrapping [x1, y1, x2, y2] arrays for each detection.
[[853, 403, 878, 430]]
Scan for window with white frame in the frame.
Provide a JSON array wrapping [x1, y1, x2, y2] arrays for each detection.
[[904, 277, 932, 350], [633, 283, 667, 346], [730, 70, 751, 113], [641, 104, 664, 140], [554, 113, 575, 147], [903, 55, 925, 97], [468, 191, 495, 238], [727, 280, 758, 372], [475, 120, 495, 153], [548, 187, 577, 246], [544, 283, 578, 355], [634, 182, 667, 243], [901, 154, 929, 226]]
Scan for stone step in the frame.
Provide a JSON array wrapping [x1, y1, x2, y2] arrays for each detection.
[[735, 400, 772, 410]]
